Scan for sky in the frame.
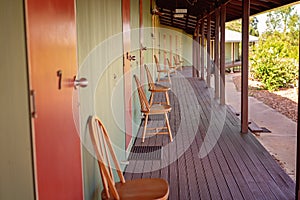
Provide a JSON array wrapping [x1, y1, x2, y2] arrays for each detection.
[[256, 3, 300, 34]]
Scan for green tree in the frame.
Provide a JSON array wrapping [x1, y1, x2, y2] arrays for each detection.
[[265, 6, 299, 35], [266, 11, 281, 33], [250, 17, 259, 36], [250, 4, 299, 90], [226, 19, 241, 32], [226, 17, 259, 36], [250, 33, 298, 90]]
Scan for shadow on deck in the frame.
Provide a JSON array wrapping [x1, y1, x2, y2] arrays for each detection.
[[125, 67, 295, 200]]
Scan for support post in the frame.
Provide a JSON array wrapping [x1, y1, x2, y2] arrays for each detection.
[[196, 27, 200, 77], [200, 21, 205, 80], [170, 34, 172, 65], [296, 28, 300, 200], [214, 8, 220, 99], [220, 4, 226, 105], [241, 0, 249, 133], [207, 14, 211, 87], [193, 35, 197, 77], [163, 34, 166, 68]]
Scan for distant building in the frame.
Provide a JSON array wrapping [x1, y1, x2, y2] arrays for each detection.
[[225, 29, 259, 72]]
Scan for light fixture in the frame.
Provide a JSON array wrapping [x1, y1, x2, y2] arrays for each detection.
[[175, 8, 187, 13], [174, 14, 185, 18]]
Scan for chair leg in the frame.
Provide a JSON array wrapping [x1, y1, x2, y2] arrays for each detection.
[[165, 91, 170, 105], [158, 72, 161, 82], [149, 93, 154, 106], [142, 114, 149, 143], [167, 72, 171, 83], [164, 113, 173, 142]]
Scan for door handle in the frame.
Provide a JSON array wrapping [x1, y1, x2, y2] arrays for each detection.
[[30, 90, 37, 118], [57, 70, 62, 90], [73, 76, 88, 89]]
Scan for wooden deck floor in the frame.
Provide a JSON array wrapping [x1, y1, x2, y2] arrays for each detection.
[[124, 68, 295, 200]]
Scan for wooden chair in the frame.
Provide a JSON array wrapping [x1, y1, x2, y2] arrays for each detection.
[[88, 115, 169, 200], [153, 54, 171, 83], [166, 58, 177, 74], [134, 75, 173, 143], [145, 65, 170, 106], [173, 55, 183, 71]]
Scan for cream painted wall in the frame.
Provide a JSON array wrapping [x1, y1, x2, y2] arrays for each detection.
[[234, 42, 240, 60], [225, 42, 240, 63], [0, 0, 35, 199], [225, 43, 232, 62]]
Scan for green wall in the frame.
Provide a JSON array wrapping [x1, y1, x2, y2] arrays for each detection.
[[181, 33, 193, 66], [130, 0, 141, 141], [159, 24, 193, 66], [76, 1, 193, 199], [76, 0, 124, 199], [142, 0, 154, 66], [0, 0, 35, 199]]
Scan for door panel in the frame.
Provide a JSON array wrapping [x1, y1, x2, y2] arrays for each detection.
[[76, 1, 125, 198], [0, 0, 35, 199], [25, 0, 83, 199], [130, 0, 141, 140], [123, 0, 132, 149]]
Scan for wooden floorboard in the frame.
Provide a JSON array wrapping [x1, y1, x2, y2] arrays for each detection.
[[124, 67, 295, 200], [193, 79, 268, 199]]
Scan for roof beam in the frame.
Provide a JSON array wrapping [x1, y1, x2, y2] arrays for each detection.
[[232, 0, 272, 9], [185, 14, 189, 31], [259, 0, 282, 5], [171, 10, 174, 26], [206, 14, 211, 87]]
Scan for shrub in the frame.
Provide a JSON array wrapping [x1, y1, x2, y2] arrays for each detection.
[[250, 33, 298, 91]]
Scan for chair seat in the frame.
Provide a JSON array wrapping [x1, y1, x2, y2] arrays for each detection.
[[147, 104, 171, 114], [102, 178, 169, 200], [151, 84, 170, 92], [157, 69, 169, 73]]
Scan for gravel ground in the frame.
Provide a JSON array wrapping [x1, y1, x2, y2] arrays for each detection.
[[232, 75, 298, 122]]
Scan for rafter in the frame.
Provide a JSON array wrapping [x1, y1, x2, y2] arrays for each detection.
[[156, 0, 298, 34]]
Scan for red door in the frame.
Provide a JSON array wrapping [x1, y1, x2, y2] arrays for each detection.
[[25, 0, 83, 199]]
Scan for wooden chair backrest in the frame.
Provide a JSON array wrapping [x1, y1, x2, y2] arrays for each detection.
[[154, 54, 162, 71], [144, 65, 155, 90], [88, 116, 125, 200], [134, 75, 150, 112], [167, 58, 172, 68], [173, 55, 178, 64]]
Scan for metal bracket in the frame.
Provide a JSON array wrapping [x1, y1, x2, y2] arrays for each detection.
[[126, 52, 136, 61]]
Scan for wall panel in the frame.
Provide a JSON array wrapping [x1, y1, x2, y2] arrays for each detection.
[[76, 1, 124, 199], [0, 0, 35, 199]]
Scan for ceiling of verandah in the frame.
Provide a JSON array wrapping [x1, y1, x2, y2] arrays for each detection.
[[155, 0, 299, 37]]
